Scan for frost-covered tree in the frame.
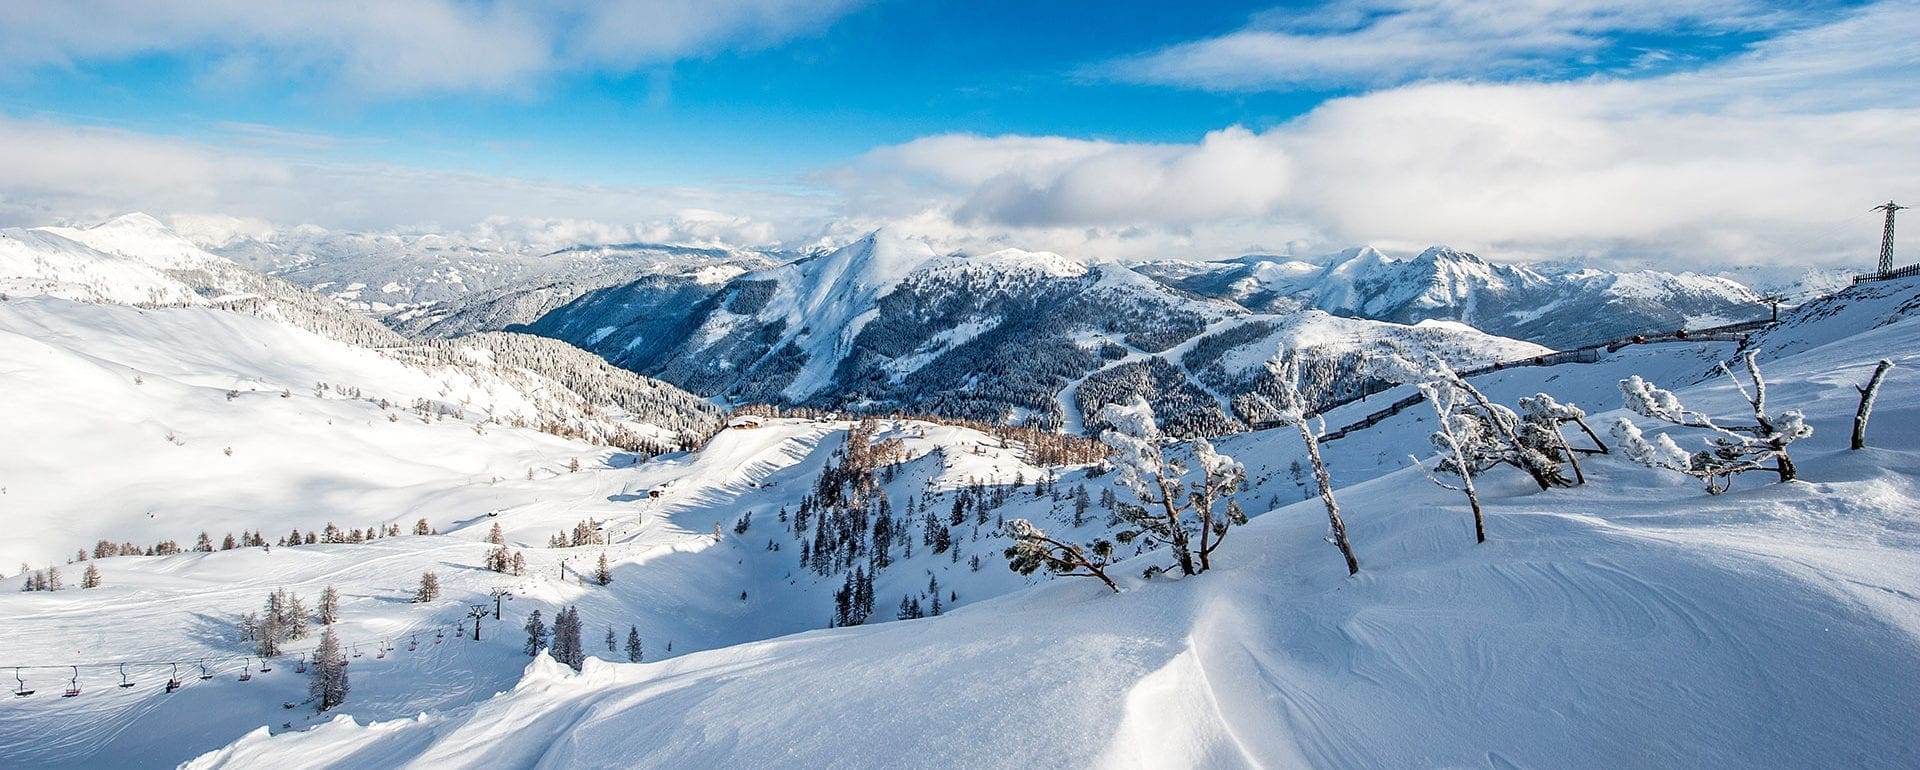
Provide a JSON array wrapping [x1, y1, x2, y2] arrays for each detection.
[[1004, 519, 1119, 592], [625, 626, 642, 662], [1613, 351, 1812, 493], [414, 571, 441, 603], [523, 609, 548, 657], [1517, 393, 1607, 485], [1413, 381, 1491, 544], [310, 627, 349, 711], [318, 585, 339, 625], [1095, 397, 1246, 577], [487, 523, 505, 546], [413, 518, 431, 536], [1246, 361, 1358, 575]]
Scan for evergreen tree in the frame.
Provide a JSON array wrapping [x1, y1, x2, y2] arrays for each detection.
[[594, 552, 612, 585], [310, 627, 349, 711], [195, 532, 214, 552], [523, 610, 548, 656], [318, 585, 339, 625], [487, 522, 505, 545], [605, 625, 616, 652], [414, 571, 440, 603], [551, 606, 585, 670], [929, 575, 943, 616], [625, 626, 642, 662], [222, 533, 238, 550], [413, 518, 431, 535]]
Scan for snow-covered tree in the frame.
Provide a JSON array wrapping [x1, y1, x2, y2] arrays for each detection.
[[487, 522, 505, 546], [594, 552, 612, 585], [1413, 382, 1491, 544], [80, 563, 102, 589], [310, 627, 348, 712], [1517, 393, 1607, 485], [1095, 397, 1246, 577], [1246, 361, 1358, 575], [1003, 519, 1119, 592], [1614, 351, 1812, 493]]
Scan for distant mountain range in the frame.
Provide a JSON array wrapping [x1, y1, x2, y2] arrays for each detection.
[[20, 215, 1779, 437]]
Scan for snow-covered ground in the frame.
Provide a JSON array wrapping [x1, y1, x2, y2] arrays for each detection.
[[3, 243, 1917, 768], [187, 276, 1920, 768]]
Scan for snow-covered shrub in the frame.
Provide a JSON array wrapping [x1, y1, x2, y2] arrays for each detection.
[[1612, 351, 1812, 493], [1096, 397, 1245, 577]]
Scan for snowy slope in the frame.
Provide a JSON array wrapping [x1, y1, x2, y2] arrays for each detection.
[[182, 275, 1920, 768]]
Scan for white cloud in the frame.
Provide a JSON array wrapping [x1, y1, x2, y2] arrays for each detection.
[[0, 0, 867, 96], [1100, 0, 1795, 90], [0, 115, 829, 249], [827, 1, 1920, 267]]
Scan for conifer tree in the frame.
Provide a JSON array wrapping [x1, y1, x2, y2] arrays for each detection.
[[524, 609, 548, 656], [310, 627, 349, 711], [318, 585, 339, 625], [625, 626, 643, 662], [594, 552, 612, 585], [414, 571, 440, 603], [605, 625, 616, 652], [487, 522, 505, 545], [80, 563, 101, 589]]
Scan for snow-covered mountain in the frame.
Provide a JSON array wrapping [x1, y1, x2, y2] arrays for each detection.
[[1141, 245, 1766, 346], [532, 233, 1547, 435], [209, 227, 785, 336]]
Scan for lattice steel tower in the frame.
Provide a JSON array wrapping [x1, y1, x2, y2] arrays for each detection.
[[1873, 200, 1907, 274]]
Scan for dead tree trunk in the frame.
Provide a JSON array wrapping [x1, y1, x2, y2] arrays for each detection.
[[1299, 423, 1359, 575], [1853, 359, 1895, 450]]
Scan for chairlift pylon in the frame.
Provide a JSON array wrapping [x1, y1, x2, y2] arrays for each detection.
[[118, 662, 135, 689], [63, 666, 80, 697], [13, 667, 32, 697]]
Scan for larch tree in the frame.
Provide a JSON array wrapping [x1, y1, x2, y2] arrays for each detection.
[[414, 571, 441, 603], [318, 585, 339, 625], [310, 627, 349, 712]]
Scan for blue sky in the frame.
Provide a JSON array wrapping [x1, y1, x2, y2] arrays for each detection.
[[0, 0, 1912, 268]]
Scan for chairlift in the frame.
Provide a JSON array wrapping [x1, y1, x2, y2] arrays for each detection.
[[376, 641, 387, 659], [63, 666, 80, 698], [259, 656, 272, 673], [165, 664, 182, 693], [294, 653, 307, 674], [198, 660, 213, 680], [13, 667, 33, 697], [238, 660, 253, 682], [408, 634, 418, 652], [352, 643, 364, 658], [118, 663, 135, 689]]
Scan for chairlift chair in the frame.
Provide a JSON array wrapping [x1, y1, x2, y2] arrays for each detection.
[[63, 666, 80, 697], [165, 664, 181, 693], [294, 653, 308, 675], [352, 644, 364, 658], [118, 663, 135, 689], [198, 661, 213, 680], [13, 667, 32, 697], [238, 660, 253, 682], [259, 657, 272, 673]]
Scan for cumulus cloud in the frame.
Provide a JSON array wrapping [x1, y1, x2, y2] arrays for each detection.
[[1098, 0, 1799, 90], [829, 1, 1920, 267], [0, 0, 866, 96]]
